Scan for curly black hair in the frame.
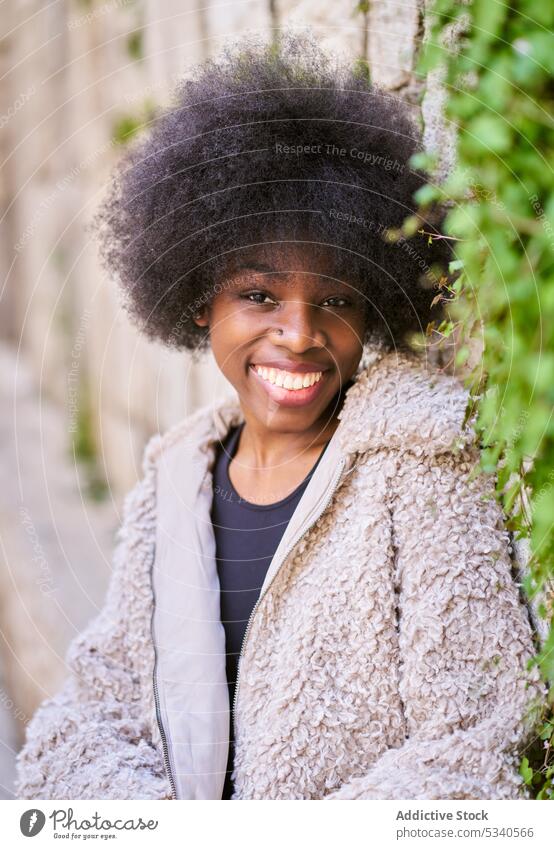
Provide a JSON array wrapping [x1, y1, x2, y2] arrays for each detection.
[[92, 31, 453, 355]]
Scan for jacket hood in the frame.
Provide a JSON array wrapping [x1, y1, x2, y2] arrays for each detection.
[[334, 346, 475, 458], [144, 344, 475, 474]]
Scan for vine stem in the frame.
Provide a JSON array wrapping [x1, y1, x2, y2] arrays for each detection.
[[417, 228, 467, 242]]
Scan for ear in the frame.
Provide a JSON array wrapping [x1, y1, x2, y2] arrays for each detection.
[[192, 306, 209, 328]]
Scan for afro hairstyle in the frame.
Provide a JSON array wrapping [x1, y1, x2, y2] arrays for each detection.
[[92, 31, 453, 356]]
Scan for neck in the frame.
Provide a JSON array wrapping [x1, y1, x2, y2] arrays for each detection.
[[236, 380, 352, 469]]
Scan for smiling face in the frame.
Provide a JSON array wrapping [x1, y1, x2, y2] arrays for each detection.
[[193, 245, 367, 439]]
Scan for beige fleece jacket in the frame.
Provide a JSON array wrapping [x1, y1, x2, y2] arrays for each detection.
[[15, 346, 547, 800]]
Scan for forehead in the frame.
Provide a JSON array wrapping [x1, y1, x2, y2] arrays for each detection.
[[227, 243, 355, 291]]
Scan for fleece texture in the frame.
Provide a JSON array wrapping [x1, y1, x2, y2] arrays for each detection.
[[15, 347, 547, 800]]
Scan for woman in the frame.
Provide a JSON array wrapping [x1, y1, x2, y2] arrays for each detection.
[[16, 33, 545, 800]]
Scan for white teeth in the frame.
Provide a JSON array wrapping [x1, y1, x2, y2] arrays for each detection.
[[253, 365, 323, 390]]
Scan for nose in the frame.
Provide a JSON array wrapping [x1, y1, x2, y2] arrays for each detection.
[[268, 297, 327, 351]]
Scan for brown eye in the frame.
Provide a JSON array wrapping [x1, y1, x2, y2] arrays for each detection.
[[241, 291, 277, 305], [322, 297, 351, 308]]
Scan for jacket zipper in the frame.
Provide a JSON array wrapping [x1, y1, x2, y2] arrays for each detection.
[[231, 457, 348, 767], [150, 557, 178, 799], [152, 454, 348, 800], [152, 656, 177, 799]]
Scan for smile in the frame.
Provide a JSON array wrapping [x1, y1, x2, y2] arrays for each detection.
[[252, 364, 323, 389], [249, 364, 328, 408]]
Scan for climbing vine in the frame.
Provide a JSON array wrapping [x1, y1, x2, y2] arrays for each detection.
[[412, 0, 554, 798]]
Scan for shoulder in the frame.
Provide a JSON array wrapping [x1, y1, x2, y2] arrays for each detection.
[[139, 392, 242, 475]]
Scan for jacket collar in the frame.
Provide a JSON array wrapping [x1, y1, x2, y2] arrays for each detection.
[[168, 344, 473, 468], [334, 346, 473, 458], [145, 343, 473, 478]]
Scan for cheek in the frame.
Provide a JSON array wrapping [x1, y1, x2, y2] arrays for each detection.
[[207, 302, 258, 366], [331, 314, 365, 350], [218, 303, 280, 353], [330, 321, 365, 377]]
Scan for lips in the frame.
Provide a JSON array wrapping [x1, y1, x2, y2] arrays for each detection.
[[249, 363, 330, 408]]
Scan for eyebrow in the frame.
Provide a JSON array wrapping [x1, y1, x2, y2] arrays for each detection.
[[236, 262, 276, 274], [233, 265, 359, 296]]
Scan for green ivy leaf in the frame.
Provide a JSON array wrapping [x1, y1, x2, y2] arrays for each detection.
[[465, 115, 513, 154], [519, 757, 534, 786]]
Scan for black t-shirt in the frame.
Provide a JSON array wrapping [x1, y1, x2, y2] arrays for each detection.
[[210, 421, 331, 799]]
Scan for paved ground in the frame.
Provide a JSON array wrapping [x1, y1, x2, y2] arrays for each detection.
[[0, 343, 118, 798]]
